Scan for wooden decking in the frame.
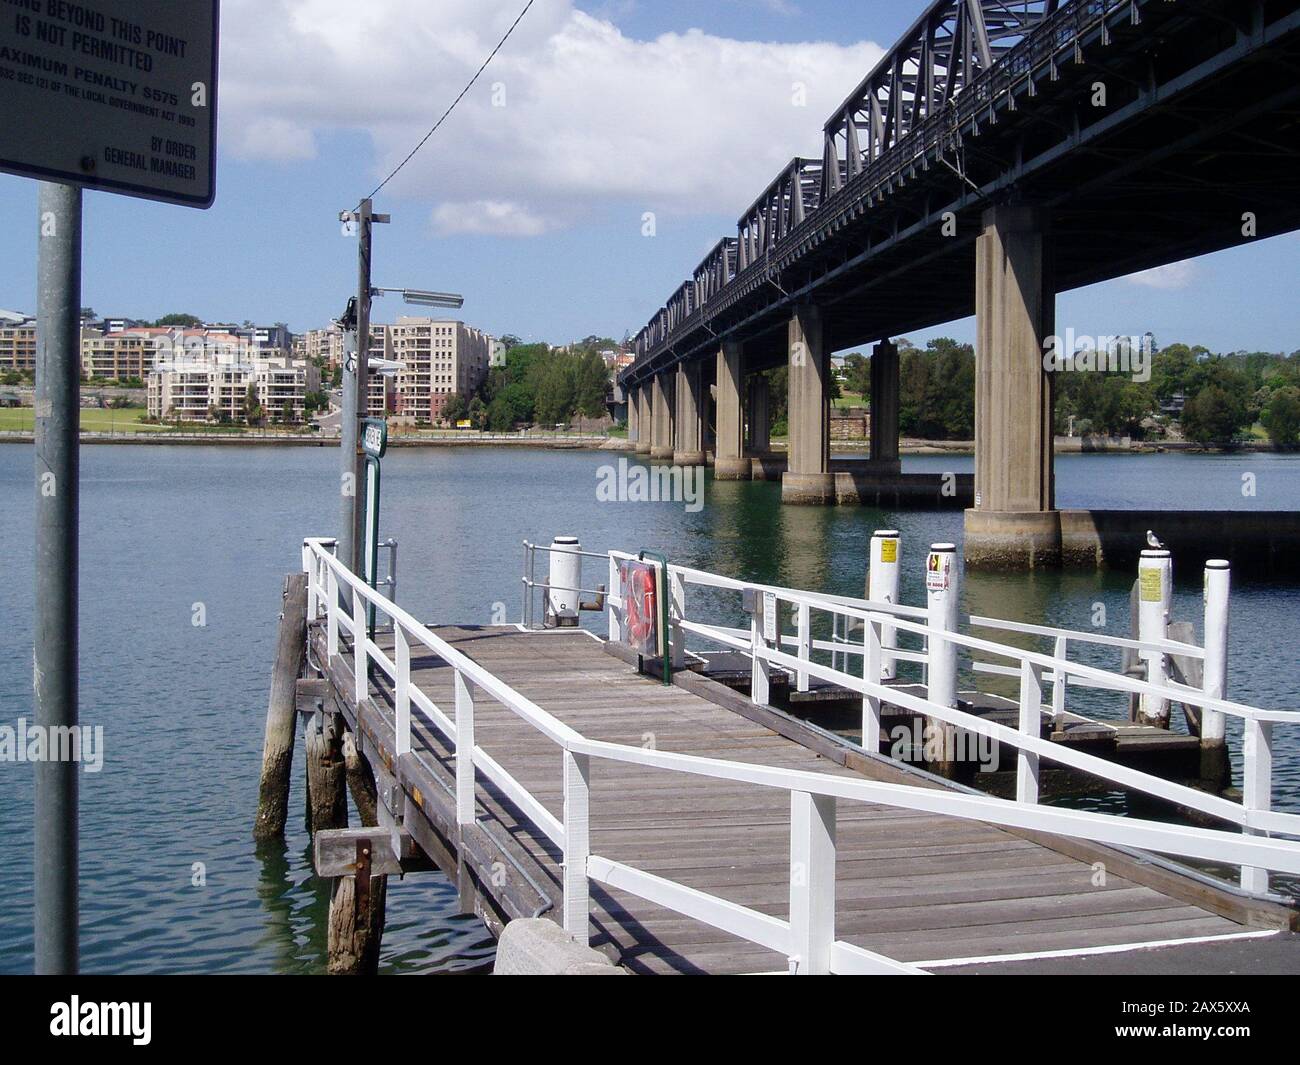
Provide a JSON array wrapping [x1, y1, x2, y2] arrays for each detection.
[[315, 624, 1293, 974]]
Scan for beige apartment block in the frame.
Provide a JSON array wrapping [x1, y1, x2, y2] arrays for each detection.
[[388, 317, 492, 424], [148, 350, 320, 424], [81, 330, 154, 381], [0, 323, 36, 373]]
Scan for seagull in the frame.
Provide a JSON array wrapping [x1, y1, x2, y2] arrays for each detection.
[[1146, 530, 1165, 549]]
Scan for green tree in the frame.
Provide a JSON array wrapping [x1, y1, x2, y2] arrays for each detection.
[[1180, 385, 1248, 444], [243, 383, 262, 425], [842, 353, 870, 399], [1262, 386, 1300, 447], [153, 312, 203, 327], [573, 351, 610, 419], [442, 392, 468, 424]]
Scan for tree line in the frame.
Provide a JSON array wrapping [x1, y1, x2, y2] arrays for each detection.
[[443, 337, 616, 432], [834, 338, 1300, 446]]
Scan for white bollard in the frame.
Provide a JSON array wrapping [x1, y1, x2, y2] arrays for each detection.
[[547, 536, 582, 628], [1136, 548, 1172, 727], [925, 543, 959, 710], [1201, 560, 1230, 782], [869, 530, 900, 681]]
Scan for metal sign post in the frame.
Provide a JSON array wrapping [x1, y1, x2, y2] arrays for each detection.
[[337, 200, 389, 577], [2, 2, 220, 974], [361, 418, 388, 638], [33, 181, 81, 975]]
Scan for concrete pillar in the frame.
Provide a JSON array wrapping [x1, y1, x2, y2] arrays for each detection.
[[650, 371, 674, 460], [714, 341, 748, 479], [634, 385, 651, 455], [973, 205, 1054, 513], [965, 205, 1057, 567], [747, 374, 770, 455], [869, 340, 900, 472], [782, 305, 835, 505], [673, 360, 705, 465], [627, 384, 640, 444]]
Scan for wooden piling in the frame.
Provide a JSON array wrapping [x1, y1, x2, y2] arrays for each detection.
[[305, 712, 348, 833], [342, 731, 378, 827], [329, 731, 387, 974], [253, 572, 309, 841]]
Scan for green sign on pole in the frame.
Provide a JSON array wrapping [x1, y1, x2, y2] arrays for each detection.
[[361, 418, 387, 636]]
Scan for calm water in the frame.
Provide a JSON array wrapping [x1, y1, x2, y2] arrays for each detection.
[[1, 445, 1298, 973]]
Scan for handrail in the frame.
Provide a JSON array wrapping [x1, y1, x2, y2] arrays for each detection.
[[304, 537, 1300, 975]]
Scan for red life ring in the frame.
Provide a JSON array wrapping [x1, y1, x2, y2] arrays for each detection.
[[624, 564, 657, 649]]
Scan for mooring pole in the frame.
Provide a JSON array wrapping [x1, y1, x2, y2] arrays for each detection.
[[34, 181, 82, 974], [339, 198, 374, 576]]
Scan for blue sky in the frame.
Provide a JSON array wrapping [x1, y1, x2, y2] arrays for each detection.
[[0, 0, 1296, 355]]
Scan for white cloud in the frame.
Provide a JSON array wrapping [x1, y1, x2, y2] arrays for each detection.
[[219, 1, 883, 235], [432, 200, 554, 236], [1125, 261, 1197, 290]]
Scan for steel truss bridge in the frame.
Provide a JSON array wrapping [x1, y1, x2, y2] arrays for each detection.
[[620, 0, 1300, 386]]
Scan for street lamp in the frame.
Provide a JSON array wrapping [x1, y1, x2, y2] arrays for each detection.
[[371, 287, 464, 309]]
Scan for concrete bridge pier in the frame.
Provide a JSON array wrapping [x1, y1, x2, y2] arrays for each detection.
[[627, 383, 641, 448], [781, 304, 835, 504], [673, 360, 705, 466], [870, 339, 901, 474], [650, 371, 675, 460], [633, 385, 651, 455], [965, 205, 1059, 567], [714, 341, 749, 479], [746, 374, 770, 456]]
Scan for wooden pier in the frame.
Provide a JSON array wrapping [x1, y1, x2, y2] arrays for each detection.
[[308, 622, 1296, 974]]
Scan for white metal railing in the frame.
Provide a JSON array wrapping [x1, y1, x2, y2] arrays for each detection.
[[603, 547, 1300, 897], [305, 537, 1300, 975]]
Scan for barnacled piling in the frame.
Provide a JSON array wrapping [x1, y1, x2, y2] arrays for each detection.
[[329, 731, 387, 974], [253, 572, 309, 841], [305, 712, 348, 833]]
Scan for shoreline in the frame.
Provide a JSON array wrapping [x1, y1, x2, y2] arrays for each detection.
[[0, 431, 1289, 455]]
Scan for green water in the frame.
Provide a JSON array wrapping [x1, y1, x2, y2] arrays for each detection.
[[1, 444, 1297, 972]]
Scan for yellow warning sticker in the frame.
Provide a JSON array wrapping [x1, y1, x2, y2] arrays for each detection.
[[880, 539, 897, 564], [1139, 567, 1163, 602]]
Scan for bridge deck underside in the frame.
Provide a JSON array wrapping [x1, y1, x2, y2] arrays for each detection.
[[628, 0, 1300, 379], [346, 626, 1248, 974]]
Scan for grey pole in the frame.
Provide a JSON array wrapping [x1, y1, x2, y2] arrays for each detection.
[[34, 181, 82, 974], [339, 198, 373, 575]]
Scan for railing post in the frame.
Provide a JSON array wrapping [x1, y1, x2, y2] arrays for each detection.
[[607, 553, 622, 642], [454, 670, 476, 827], [326, 566, 339, 658], [351, 585, 369, 704], [1201, 560, 1230, 783], [869, 530, 900, 680], [1017, 660, 1043, 805], [750, 590, 772, 705], [1051, 635, 1067, 728], [302, 541, 317, 620], [925, 544, 959, 773], [669, 568, 686, 669], [395, 625, 411, 758], [862, 617, 883, 755], [925, 543, 959, 709], [562, 749, 592, 941], [795, 601, 811, 691], [1241, 718, 1273, 894], [789, 790, 836, 975], [1136, 548, 1172, 727]]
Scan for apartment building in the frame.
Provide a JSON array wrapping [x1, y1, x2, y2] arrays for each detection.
[[388, 317, 492, 424], [0, 316, 35, 374], [81, 329, 155, 381], [147, 340, 320, 423]]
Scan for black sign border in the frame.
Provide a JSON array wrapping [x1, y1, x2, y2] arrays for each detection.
[[0, 0, 220, 209]]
